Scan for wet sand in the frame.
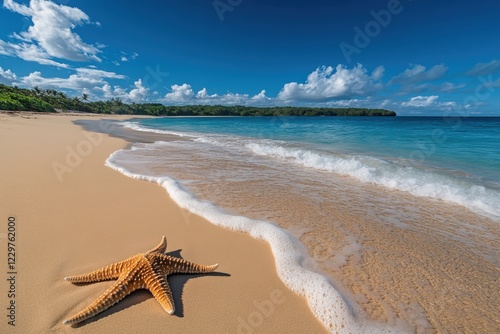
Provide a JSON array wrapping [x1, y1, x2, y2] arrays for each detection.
[[99, 120, 500, 333]]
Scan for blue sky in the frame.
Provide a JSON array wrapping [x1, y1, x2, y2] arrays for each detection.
[[0, 0, 499, 115]]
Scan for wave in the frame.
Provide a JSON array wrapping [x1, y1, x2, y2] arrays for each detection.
[[245, 142, 500, 219], [118, 121, 500, 219], [121, 121, 198, 138], [105, 148, 399, 334]]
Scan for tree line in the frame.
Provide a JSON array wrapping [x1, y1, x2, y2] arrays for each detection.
[[0, 84, 397, 116]]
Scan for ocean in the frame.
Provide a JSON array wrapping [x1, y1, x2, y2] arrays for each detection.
[[105, 116, 500, 333]]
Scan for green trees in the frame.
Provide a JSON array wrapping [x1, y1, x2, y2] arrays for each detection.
[[0, 95, 25, 110], [0, 92, 55, 112], [0, 84, 397, 116]]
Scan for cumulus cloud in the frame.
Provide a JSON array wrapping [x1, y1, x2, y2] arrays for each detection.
[[214, 92, 251, 105], [401, 95, 456, 109], [128, 79, 148, 102], [1, 0, 101, 67], [163, 84, 270, 105], [0, 67, 18, 85], [100, 80, 149, 102], [102, 83, 126, 99], [165, 83, 195, 102], [466, 60, 500, 76], [277, 64, 384, 102], [251, 90, 270, 102], [195, 87, 211, 99], [20, 68, 125, 91], [388, 64, 447, 85]]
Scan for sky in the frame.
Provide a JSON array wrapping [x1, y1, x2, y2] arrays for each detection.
[[0, 0, 499, 115]]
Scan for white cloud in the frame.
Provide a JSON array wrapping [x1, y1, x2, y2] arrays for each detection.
[[0, 67, 18, 85], [435, 82, 465, 92], [466, 60, 500, 76], [121, 56, 128, 62], [195, 88, 208, 99], [1, 0, 101, 66], [3, 0, 30, 15], [402, 95, 439, 107], [100, 80, 149, 102], [20, 68, 125, 93], [75, 68, 125, 80], [102, 83, 125, 98], [325, 98, 365, 107], [128, 79, 148, 102], [164, 84, 271, 105], [401, 95, 456, 109], [389, 64, 447, 85], [0, 39, 69, 68], [214, 92, 250, 105], [399, 81, 465, 94], [277, 64, 384, 101], [165, 83, 195, 102], [371, 66, 385, 81], [251, 90, 270, 102]]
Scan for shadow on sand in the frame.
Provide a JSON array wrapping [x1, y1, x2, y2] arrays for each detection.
[[69, 249, 229, 327]]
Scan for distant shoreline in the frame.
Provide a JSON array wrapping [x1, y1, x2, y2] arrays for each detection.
[[1, 83, 396, 116]]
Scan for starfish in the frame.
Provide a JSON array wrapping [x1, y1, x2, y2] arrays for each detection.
[[63, 236, 218, 325]]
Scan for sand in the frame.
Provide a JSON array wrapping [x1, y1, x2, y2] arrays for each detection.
[[0, 112, 327, 333], [92, 114, 500, 333]]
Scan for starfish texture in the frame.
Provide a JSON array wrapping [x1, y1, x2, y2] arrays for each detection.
[[63, 236, 218, 325]]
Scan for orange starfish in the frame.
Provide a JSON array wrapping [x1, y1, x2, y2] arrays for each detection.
[[63, 236, 218, 325]]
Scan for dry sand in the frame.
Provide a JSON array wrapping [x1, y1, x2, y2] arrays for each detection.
[[0, 112, 327, 333]]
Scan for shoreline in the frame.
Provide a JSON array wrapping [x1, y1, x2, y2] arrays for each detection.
[[95, 116, 500, 333], [0, 113, 328, 333], [79, 118, 400, 332]]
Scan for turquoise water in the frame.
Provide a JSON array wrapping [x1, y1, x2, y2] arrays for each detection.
[[107, 115, 500, 332], [136, 116, 500, 186]]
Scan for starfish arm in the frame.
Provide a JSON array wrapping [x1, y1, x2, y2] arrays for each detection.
[[64, 259, 132, 283], [159, 254, 219, 275], [146, 273, 175, 314], [146, 236, 167, 255], [63, 237, 220, 325], [63, 268, 143, 325]]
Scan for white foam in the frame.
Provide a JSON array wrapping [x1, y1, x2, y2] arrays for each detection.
[[105, 149, 400, 334], [245, 142, 500, 219], [121, 121, 198, 138]]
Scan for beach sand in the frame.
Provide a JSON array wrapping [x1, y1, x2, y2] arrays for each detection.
[[94, 115, 500, 333], [0, 112, 327, 333]]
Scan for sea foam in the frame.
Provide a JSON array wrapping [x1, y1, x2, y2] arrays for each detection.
[[120, 121, 500, 219], [106, 148, 399, 334], [122, 121, 198, 138], [245, 142, 500, 219]]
